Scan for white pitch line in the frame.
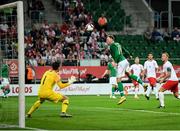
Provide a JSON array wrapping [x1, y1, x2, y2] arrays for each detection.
[[0, 124, 47, 130], [71, 106, 180, 116], [94, 107, 180, 116]]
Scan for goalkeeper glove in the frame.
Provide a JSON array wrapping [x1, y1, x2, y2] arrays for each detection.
[[68, 76, 76, 84]]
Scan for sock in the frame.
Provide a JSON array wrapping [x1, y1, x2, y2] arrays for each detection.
[[146, 86, 152, 97], [135, 87, 138, 97], [4, 88, 10, 96], [129, 74, 143, 85], [112, 87, 115, 96], [118, 82, 124, 97], [27, 100, 42, 115], [159, 92, 165, 107], [178, 96, 180, 99], [153, 87, 159, 99], [62, 99, 69, 113]]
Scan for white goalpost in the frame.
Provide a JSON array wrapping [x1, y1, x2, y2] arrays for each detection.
[[0, 1, 25, 128]]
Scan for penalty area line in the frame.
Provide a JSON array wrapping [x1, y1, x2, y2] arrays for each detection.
[[94, 107, 180, 116]]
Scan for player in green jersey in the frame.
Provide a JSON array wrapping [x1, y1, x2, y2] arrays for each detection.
[[0, 61, 10, 98], [106, 35, 148, 105], [102, 59, 118, 99]]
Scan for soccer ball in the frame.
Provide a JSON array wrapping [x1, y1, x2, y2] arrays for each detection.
[[86, 23, 94, 31]]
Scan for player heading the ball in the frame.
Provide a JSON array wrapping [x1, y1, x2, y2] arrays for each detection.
[[106, 35, 148, 105], [26, 61, 76, 118]]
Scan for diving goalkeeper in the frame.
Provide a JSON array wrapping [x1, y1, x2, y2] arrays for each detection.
[[26, 61, 76, 118]]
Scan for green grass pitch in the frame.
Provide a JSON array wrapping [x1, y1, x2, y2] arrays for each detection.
[[1, 95, 180, 130]]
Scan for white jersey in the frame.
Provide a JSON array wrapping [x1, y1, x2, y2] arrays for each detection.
[[163, 61, 178, 81], [130, 64, 144, 77], [144, 60, 158, 78]]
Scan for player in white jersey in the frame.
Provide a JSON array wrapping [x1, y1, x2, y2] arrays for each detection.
[[130, 57, 144, 99], [144, 53, 159, 100], [157, 52, 180, 108]]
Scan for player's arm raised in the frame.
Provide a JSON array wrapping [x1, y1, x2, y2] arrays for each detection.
[[56, 76, 76, 89]]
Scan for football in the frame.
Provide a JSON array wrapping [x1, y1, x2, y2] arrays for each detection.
[[86, 23, 94, 31]]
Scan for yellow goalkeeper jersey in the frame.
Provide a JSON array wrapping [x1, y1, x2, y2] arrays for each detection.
[[38, 70, 60, 93]]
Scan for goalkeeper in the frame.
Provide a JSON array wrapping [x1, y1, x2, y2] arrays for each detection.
[[26, 61, 76, 118]]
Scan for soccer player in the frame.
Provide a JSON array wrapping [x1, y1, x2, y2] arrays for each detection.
[[26, 61, 76, 118], [157, 52, 180, 108], [106, 35, 148, 105], [102, 59, 118, 99], [0, 61, 10, 98], [130, 57, 144, 99], [144, 53, 159, 100]]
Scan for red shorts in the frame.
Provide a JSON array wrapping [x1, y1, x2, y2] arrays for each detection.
[[148, 77, 156, 86], [162, 80, 179, 93], [132, 80, 139, 86]]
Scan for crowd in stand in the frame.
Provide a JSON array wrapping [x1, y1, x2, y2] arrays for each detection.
[[1, 0, 180, 67], [144, 27, 180, 42], [25, 0, 110, 66]]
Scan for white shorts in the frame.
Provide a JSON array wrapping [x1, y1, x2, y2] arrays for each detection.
[[117, 59, 130, 77], [1, 78, 10, 86], [109, 77, 117, 85]]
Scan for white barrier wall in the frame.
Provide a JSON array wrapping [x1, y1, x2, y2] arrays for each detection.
[[0, 83, 177, 96]]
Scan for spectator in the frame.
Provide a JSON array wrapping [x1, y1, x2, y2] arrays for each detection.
[[98, 14, 107, 31], [99, 29, 107, 42], [0, 22, 8, 32], [79, 23, 85, 36], [63, 0, 70, 11], [173, 35, 180, 42], [60, 22, 69, 34], [87, 34, 97, 45], [144, 27, 152, 40], [162, 28, 171, 41], [171, 27, 180, 40], [29, 55, 38, 66], [25, 63, 35, 84], [151, 28, 163, 42], [65, 33, 74, 44], [42, 20, 50, 30], [46, 27, 56, 38], [35, 0, 45, 10], [100, 51, 108, 66], [91, 28, 100, 39]]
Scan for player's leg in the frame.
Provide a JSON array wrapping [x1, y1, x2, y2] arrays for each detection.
[[153, 85, 159, 100], [46, 92, 72, 117], [159, 80, 178, 108], [116, 60, 128, 105], [111, 84, 116, 98], [158, 87, 166, 108], [109, 77, 117, 98], [3, 85, 10, 98], [1, 78, 10, 98], [126, 71, 148, 92], [27, 98, 45, 117], [60, 95, 72, 117], [171, 82, 180, 99], [134, 84, 139, 99], [145, 78, 154, 100]]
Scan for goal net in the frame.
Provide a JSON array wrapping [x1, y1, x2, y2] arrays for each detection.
[[0, 1, 25, 128]]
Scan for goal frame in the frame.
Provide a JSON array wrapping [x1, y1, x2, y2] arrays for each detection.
[[0, 1, 25, 128]]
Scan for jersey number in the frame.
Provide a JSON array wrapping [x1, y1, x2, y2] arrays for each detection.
[[42, 76, 47, 85]]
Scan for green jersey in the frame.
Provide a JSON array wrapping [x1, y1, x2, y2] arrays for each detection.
[[107, 63, 117, 77], [0, 64, 9, 78], [110, 42, 130, 63]]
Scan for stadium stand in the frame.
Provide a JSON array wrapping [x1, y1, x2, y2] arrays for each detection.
[[83, 0, 131, 31], [0, 0, 180, 68]]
